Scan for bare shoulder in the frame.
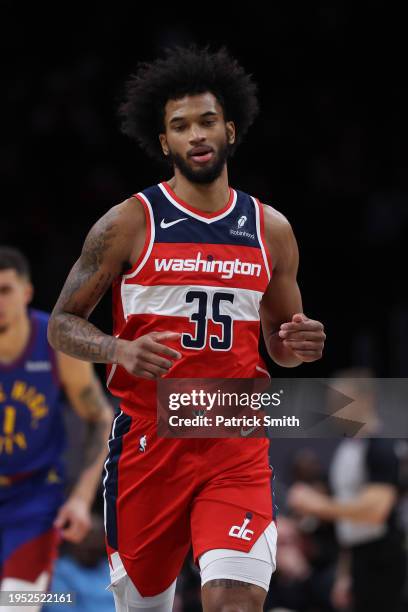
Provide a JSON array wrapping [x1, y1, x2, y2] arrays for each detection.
[[260, 202, 298, 271], [89, 196, 145, 239], [82, 196, 146, 271], [116, 195, 147, 225], [261, 202, 292, 235]]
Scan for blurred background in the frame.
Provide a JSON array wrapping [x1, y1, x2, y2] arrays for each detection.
[[2, 2, 408, 610]]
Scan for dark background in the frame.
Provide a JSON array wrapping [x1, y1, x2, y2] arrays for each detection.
[[2, 3, 408, 377]]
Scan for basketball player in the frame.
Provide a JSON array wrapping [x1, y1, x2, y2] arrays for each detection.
[[48, 45, 326, 612], [0, 247, 113, 611]]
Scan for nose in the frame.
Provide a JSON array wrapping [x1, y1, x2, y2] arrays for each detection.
[[188, 124, 206, 143]]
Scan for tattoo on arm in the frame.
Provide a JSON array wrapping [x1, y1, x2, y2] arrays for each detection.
[[78, 384, 108, 420], [78, 384, 111, 469], [49, 209, 123, 363], [56, 314, 117, 362], [83, 419, 107, 469]]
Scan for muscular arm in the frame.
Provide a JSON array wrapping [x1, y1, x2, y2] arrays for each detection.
[[48, 198, 181, 379], [47, 198, 144, 363], [260, 204, 325, 366], [57, 352, 113, 505], [327, 484, 397, 524], [260, 206, 303, 366], [53, 352, 113, 542], [288, 482, 397, 524]]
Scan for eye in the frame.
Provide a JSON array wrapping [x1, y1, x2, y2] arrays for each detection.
[[203, 120, 216, 126], [173, 125, 185, 132]]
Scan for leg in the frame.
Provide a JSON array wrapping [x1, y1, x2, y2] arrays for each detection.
[[0, 521, 60, 612], [190, 439, 277, 612], [108, 555, 177, 612], [202, 579, 266, 612], [104, 414, 194, 598], [199, 522, 277, 612]]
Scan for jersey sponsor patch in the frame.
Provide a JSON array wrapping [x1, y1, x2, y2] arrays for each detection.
[[24, 361, 52, 372]]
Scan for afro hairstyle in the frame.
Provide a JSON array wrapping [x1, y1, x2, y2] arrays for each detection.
[[117, 43, 259, 162]]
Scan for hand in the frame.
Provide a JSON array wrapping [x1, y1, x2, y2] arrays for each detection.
[[287, 483, 330, 517], [116, 331, 182, 380], [53, 496, 92, 543], [279, 313, 325, 362], [277, 546, 311, 580]]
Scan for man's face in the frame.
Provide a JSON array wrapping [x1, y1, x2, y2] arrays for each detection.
[[159, 92, 235, 184], [0, 270, 32, 333]]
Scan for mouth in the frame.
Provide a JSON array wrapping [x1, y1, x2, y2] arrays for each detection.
[[188, 146, 214, 165]]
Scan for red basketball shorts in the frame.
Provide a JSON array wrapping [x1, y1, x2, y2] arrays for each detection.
[[103, 410, 276, 597]]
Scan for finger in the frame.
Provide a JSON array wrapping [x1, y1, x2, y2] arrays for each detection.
[[289, 348, 322, 354], [283, 340, 323, 350], [63, 515, 91, 538], [291, 351, 322, 362], [279, 331, 326, 341], [60, 527, 75, 541], [150, 331, 181, 342], [61, 526, 84, 543], [141, 362, 169, 378], [137, 370, 156, 380], [280, 320, 323, 332], [142, 352, 173, 370], [279, 324, 323, 337], [149, 340, 182, 360], [292, 313, 308, 323], [53, 511, 67, 528]]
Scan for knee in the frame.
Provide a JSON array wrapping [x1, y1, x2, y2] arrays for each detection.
[[109, 574, 176, 612], [205, 599, 263, 612], [202, 582, 266, 612]]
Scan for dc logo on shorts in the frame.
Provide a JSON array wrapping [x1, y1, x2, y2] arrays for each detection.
[[228, 512, 254, 541], [139, 435, 147, 452]]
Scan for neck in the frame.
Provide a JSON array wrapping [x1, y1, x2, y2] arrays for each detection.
[[0, 311, 31, 365], [167, 166, 230, 213]]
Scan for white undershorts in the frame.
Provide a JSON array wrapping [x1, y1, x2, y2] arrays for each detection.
[[199, 520, 277, 591], [108, 521, 277, 611]]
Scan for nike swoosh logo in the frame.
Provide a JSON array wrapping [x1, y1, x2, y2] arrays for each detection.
[[240, 426, 258, 437], [160, 217, 188, 229]]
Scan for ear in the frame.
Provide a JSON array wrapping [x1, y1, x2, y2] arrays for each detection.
[[226, 121, 235, 145], [159, 134, 169, 156], [24, 281, 34, 306]]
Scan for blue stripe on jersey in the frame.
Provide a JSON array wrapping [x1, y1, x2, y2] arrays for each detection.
[[104, 410, 132, 550], [140, 184, 261, 248], [0, 309, 66, 493]]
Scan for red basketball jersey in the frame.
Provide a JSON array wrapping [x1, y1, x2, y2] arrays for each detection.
[[107, 181, 272, 417]]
